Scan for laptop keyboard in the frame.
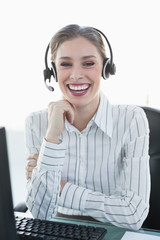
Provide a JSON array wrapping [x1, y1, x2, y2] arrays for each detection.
[[15, 216, 107, 240]]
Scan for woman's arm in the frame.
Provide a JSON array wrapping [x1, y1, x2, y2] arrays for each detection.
[[58, 108, 150, 230], [25, 113, 66, 220], [25, 100, 75, 220]]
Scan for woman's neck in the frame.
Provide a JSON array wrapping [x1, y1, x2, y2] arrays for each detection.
[[72, 94, 100, 132]]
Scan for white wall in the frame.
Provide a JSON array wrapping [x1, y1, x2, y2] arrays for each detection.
[[0, 0, 160, 131], [6, 130, 27, 206]]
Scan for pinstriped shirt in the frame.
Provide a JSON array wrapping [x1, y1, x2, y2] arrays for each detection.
[[25, 92, 150, 230]]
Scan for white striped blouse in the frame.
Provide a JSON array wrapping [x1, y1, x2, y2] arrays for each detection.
[[25, 92, 150, 230]]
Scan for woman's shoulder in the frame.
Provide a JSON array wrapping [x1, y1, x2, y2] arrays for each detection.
[[102, 92, 144, 115], [25, 108, 48, 125], [111, 103, 148, 125], [112, 103, 145, 115]]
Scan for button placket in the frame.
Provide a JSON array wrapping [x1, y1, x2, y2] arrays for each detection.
[[78, 133, 86, 186]]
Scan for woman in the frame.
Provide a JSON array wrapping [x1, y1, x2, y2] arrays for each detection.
[[25, 24, 150, 230]]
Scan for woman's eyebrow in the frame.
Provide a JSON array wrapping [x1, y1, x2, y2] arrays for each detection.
[[82, 55, 96, 60], [59, 56, 71, 60], [59, 55, 96, 60]]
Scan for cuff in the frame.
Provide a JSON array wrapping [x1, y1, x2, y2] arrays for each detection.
[[59, 182, 92, 212], [38, 138, 66, 171]]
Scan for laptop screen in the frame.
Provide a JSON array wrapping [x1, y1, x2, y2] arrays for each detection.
[[0, 127, 18, 240]]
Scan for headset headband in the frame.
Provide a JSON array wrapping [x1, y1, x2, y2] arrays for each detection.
[[92, 27, 114, 66]]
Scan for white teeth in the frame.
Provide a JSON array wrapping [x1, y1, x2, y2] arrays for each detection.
[[69, 84, 89, 91]]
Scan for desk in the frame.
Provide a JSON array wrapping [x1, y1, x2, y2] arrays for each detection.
[[52, 215, 160, 240], [15, 212, 160, 240]]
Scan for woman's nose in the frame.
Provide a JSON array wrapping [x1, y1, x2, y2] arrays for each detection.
[[70, 65, 83, 81]]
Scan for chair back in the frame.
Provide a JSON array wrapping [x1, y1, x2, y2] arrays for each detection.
[[142, 106, 160, 230]]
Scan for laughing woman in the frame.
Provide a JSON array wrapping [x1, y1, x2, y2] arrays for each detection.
[[25, 24, 150, 230]]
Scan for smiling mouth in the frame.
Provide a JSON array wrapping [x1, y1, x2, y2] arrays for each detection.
[[67, 83, 90, 91], [67, 83, 91, 96]]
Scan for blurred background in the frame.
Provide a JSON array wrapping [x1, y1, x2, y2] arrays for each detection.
[[0, 0, 159, 207]]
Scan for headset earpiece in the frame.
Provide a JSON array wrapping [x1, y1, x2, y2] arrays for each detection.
[[102, 58, 116, 79], [43, 67, 53, 82], [43, 67, 54, 91], [51, 62, 57, 82], [43, 62, 57, 82], [109, 62, 116, 76], [102, 58, 110, 79], [43, 45, 57, 91]]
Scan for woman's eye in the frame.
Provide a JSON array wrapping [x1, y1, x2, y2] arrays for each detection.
[[60, 62, 72, 67], [83, 62, 95, 67]]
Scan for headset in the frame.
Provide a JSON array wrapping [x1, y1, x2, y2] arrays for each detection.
[[43, 27, 116, 91]]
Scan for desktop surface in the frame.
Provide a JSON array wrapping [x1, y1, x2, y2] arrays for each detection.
[[52, 216, 160, 240], [15, 212, 160, 240]]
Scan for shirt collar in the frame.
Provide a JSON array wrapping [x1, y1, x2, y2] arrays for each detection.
[[93, 92, 113, 138], [65, 118, 78, 132], [65, 92, 113, 137]]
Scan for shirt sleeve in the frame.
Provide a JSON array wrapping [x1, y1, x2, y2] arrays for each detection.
[[25, 114, 66, 220], [59, 107, 151, 230]]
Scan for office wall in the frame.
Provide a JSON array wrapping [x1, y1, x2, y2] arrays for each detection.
[[6, 130, 26, 206], [0, 0, 160, 131]]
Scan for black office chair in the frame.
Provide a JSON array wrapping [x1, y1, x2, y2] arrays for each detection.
[[142, 106, 160, 230], [14, 202, 28, 212], [14, 106, 160, 230]]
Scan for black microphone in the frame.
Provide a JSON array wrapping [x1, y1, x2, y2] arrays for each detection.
[[44, 81, 54, 91]]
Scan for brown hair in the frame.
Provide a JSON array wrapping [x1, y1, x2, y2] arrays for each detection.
[[50, 24, 106, 61]]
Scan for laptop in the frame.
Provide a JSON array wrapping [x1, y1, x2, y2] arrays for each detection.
[[0, 127, 107, 240]]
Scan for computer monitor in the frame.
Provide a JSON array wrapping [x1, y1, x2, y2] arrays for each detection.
[[0, 127, 18, 240], [0, 127, 108, 240]]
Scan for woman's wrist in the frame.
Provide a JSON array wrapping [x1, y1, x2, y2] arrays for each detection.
[[45, 136, 59, 144]]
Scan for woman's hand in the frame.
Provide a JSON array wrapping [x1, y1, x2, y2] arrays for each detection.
[[60, 180, 66, 194], [26, 153, 66, 193], [45, 100, 75, 144], [26, 153, 38, 179]]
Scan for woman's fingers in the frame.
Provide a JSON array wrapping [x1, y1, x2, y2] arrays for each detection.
[[26, 154, 38, 179], [27, 153, 39, 161], [46, 100, 76, 143], [26, 162, 37, 179]]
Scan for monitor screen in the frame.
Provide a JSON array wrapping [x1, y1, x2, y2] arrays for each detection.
[[0, 127, 18, 240]]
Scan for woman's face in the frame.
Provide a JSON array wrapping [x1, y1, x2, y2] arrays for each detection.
[[55, 37, 103, 108]]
